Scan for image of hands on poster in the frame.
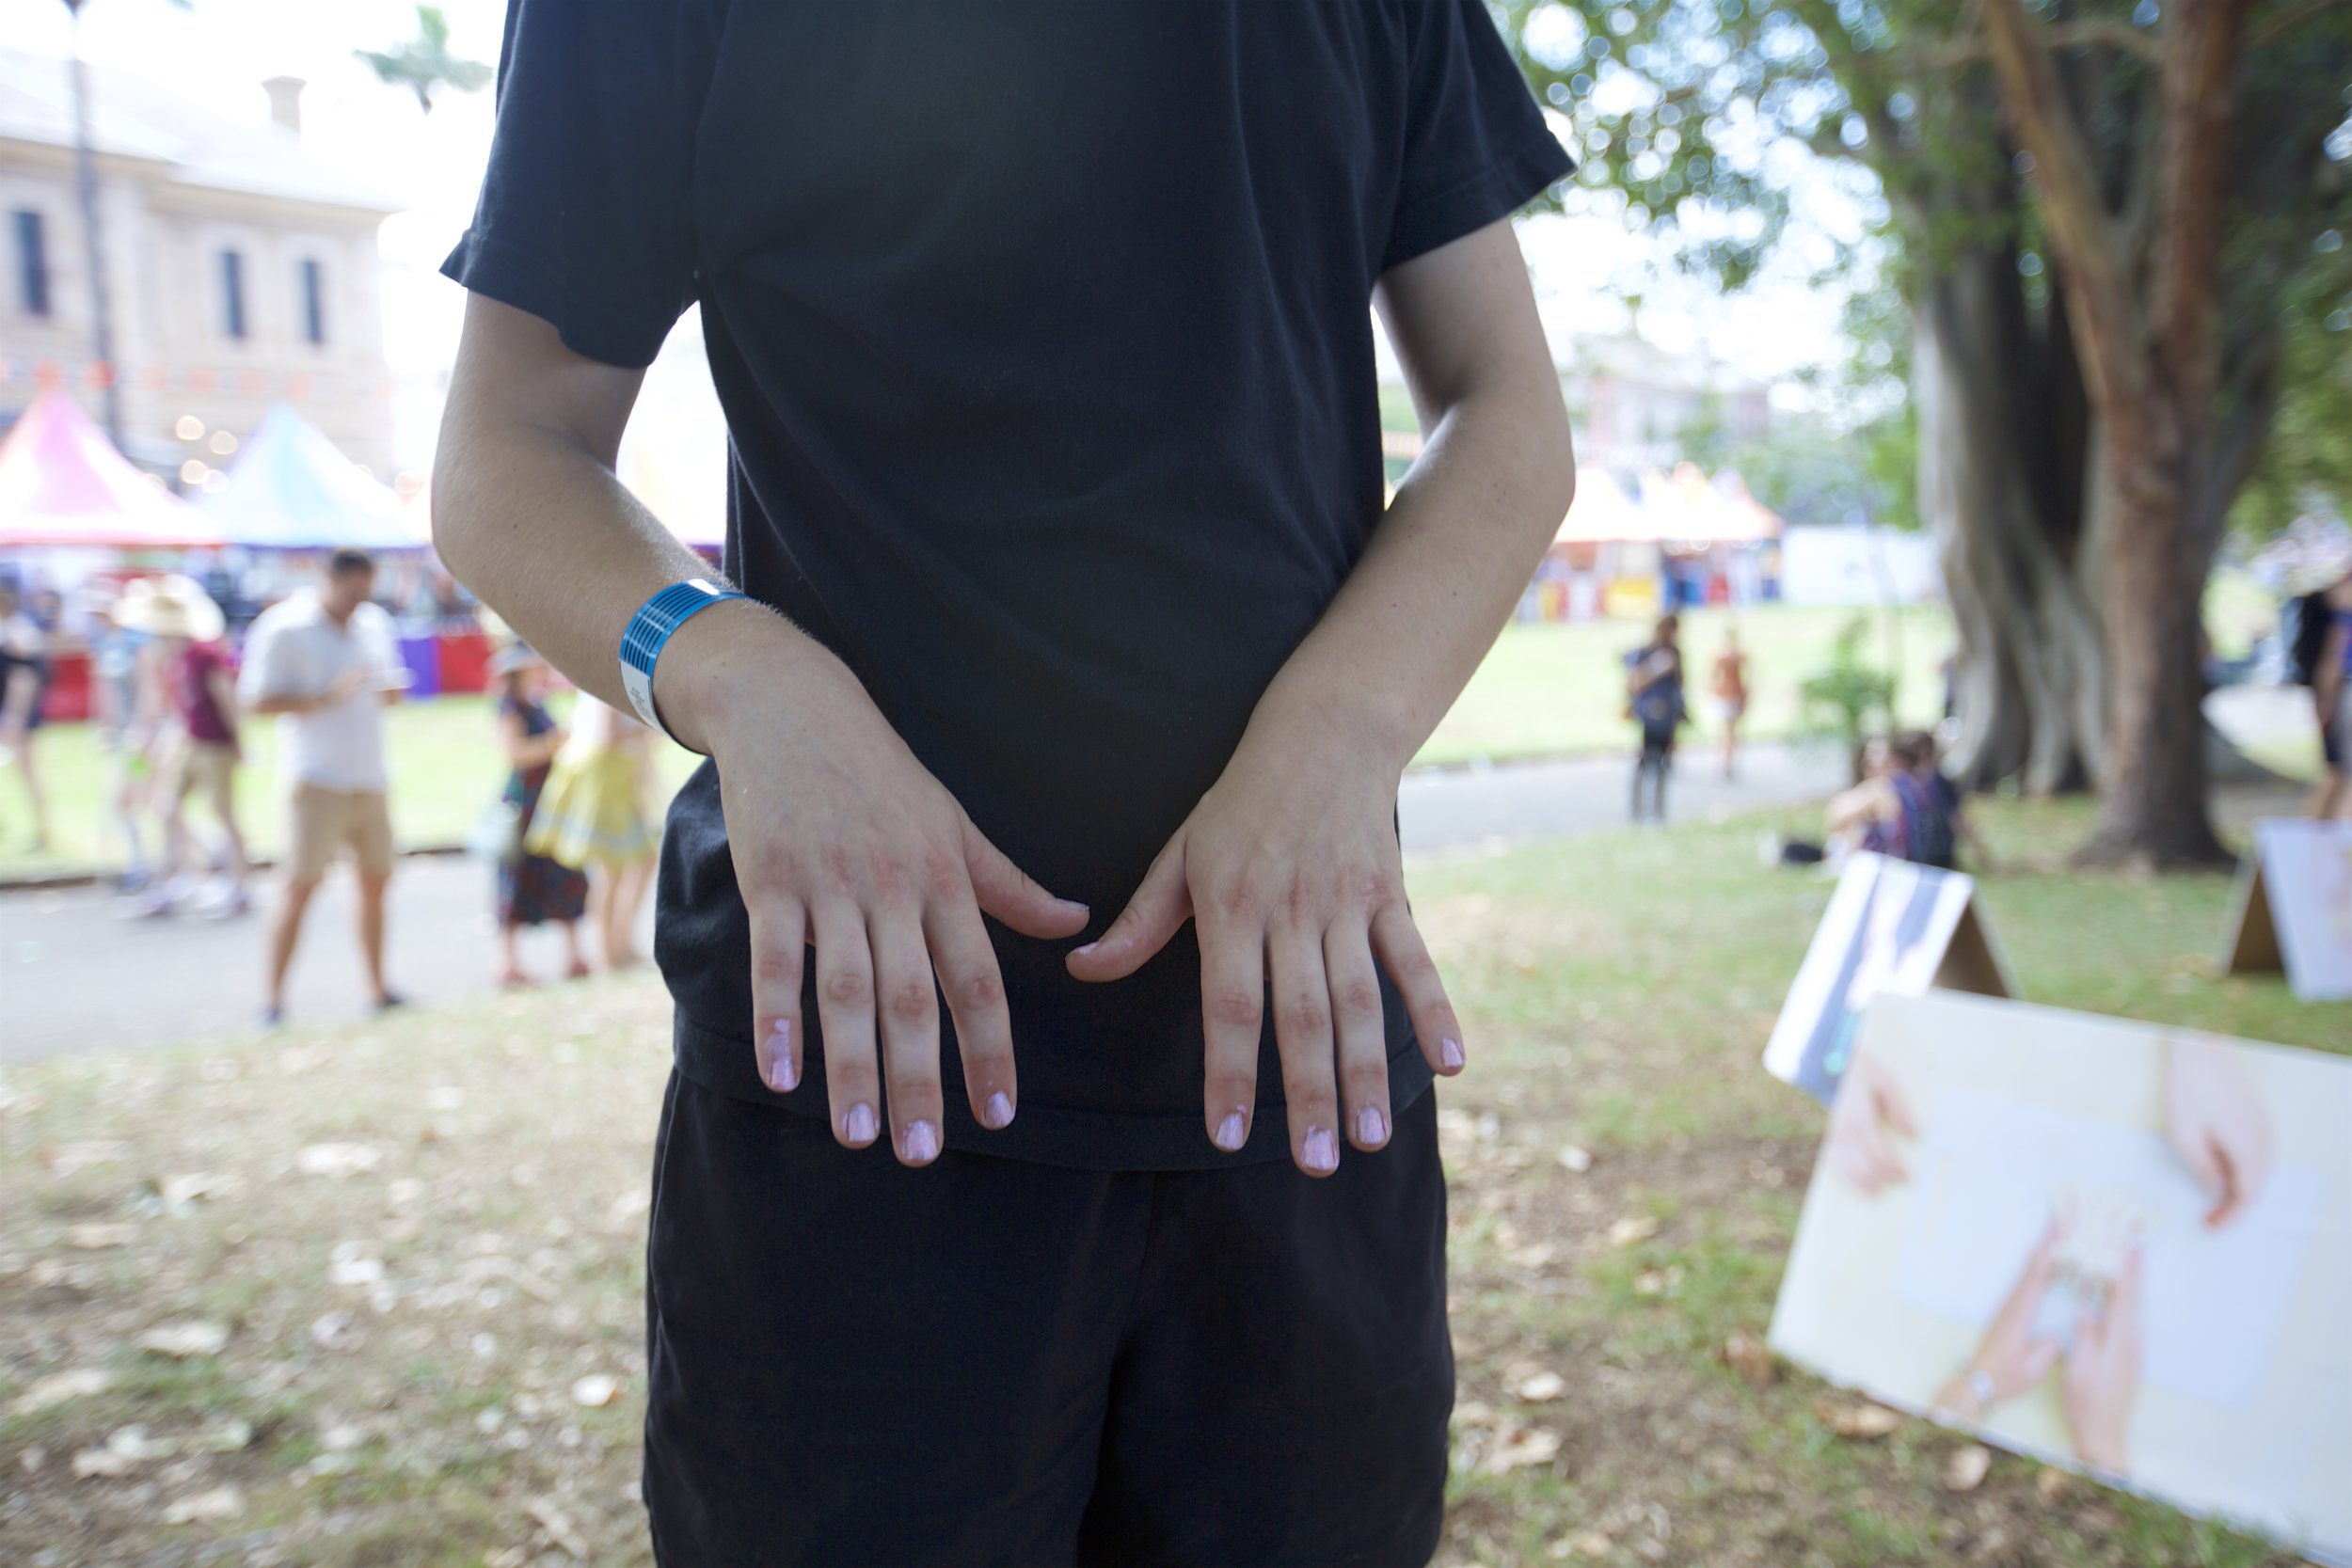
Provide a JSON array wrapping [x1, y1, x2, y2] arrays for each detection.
[[1772, 993, 2352, 1563], [1761, 853, 2003, 1106]]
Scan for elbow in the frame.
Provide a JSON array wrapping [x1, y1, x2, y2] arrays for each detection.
[[427, 441, 478, 585]]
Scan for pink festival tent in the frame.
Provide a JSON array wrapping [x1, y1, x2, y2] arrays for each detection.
[[0, 391, 216, 548]]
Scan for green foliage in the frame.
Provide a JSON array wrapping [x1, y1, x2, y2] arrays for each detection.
[[2231, 230, 2352, 540], [1795, 613, 1897, 774], [355, 5, 491, 115]]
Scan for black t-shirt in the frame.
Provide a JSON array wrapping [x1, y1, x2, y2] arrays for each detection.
[[446, 0, 1571, 1170]]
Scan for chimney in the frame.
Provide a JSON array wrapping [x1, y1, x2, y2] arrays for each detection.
[[262, 75, 305, 137]]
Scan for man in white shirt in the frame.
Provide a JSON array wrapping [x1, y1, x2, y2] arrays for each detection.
[[238, 550, 403, 1023]]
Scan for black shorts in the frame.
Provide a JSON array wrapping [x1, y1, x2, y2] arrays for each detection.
[[643, 1068, 1454, 1567]]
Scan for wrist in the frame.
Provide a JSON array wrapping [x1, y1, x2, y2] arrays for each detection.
[[1244, 670, 1417, 782], [648, 596, 807, 756]]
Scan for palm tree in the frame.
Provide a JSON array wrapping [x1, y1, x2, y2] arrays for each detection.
[[355, 7, 491, 116]]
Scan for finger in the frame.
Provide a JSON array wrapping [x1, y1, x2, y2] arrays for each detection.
[[1879, 1076, 1921, 1140], [1067, 839, 1192, 983], [1198, 910, 1264, 1156], [2110, 1243, 2145, 1327], [812, 900, 882, 1149], [870, 904, 945, 1166], [2179, 1131, 2230, 1212], [2201, 1141, 2242, 1228], [747, 895, 808, 1094], [962, 816, 1089, 940], [1269, 923, 1341, 1177], [2020, 1337, 2061, 1386], [1326, 919, 1392, 1151], [1370, 902, 1464, 1075], [923, 892, 1017, 1132]]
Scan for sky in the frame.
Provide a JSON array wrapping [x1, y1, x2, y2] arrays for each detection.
[[6, 0, 1884, 476]]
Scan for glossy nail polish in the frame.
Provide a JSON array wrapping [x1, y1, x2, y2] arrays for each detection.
[[902, 1119, 941, 1164], [1214, 1110, 1248, 1151], [1302, 1127, 1339, 1173], [843, 1101, 878, 1146], [1440, 1036, 1466, 1071], [1358, 1105, 1389, 1148], [983, 1091, 1014, 1130]]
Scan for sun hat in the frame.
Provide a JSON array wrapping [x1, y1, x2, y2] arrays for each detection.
[[489, 641, 547, 678], [112, 575, 226, 642]]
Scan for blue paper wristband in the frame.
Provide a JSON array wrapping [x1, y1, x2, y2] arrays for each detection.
[[618, 578, 746, 745]]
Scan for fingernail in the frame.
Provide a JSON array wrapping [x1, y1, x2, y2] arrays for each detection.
[[1358, 1105, 1389, 1148], [1302, 1127, 1339, 1173], [1214, 1110, 1248, 1151], [1440, 1036, 1466, 1071], [1072, 941, 1100, 957], [983, 1091, 1014, 1130], [901, 1118, 941, 1164], [843, 1101, 878, 1145]]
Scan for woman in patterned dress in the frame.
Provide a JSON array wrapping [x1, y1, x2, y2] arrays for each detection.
[[492, 644, 589, 985]]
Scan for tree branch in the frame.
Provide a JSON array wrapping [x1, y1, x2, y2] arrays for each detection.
[[1980, 0, 2153, 409], [2249, 0, 2350, 51], [1919, 16, 2167, 69]]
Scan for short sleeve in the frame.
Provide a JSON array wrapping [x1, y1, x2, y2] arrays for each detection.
[[440, 0, 722, 368], [236, 620, 289, 705], [1382, 0, 1576, 276]]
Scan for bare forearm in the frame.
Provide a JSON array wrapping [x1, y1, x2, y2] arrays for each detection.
[[433, 341, 837, 755], [1250, 386, 1571, 774]]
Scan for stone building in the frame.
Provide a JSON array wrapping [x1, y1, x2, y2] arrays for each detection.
[[0, 48, 397, 483]]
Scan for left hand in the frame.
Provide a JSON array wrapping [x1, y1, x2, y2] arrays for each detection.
[[1067, 709, 1465, 1176], [2165, 1036, 2273, 1228]]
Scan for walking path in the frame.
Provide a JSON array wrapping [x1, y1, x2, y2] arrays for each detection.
[[0, 740, 1840, 1062]]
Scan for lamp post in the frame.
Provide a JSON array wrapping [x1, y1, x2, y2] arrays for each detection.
[[62, 0, 126, 451]]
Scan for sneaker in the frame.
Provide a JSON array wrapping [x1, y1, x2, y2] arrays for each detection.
[[371, 992, 407, 1016], [203, 888, 252, 922], [258, 1005, 284, 1030], [125, 889, 177, 920]]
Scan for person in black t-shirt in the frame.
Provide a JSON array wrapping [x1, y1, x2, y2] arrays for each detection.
[[435, 5, 1576, 1562]]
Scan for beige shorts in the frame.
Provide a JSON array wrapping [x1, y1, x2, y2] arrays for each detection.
[[286, 784, 395, 882], [168, 740, 237, 802]]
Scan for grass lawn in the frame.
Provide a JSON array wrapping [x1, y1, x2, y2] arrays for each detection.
[[3, 793, 2340, 1566], [1422, 603, 1954, 768]]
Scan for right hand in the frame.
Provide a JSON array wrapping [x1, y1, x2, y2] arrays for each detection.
[[2061, 1243, 2142, 1473], [325, 667, 373, 707], [662, 605, 1090, 1165], [1823, 1044, 1919, 1196]]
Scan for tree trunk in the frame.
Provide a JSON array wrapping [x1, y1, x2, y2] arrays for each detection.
[[1915, 257, 2104, 796], [2076, 404, 2229, 866]]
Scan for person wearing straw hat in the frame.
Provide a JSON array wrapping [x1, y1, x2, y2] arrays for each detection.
[[115, 575, 251, 920], [239, 549, 405, 1025]]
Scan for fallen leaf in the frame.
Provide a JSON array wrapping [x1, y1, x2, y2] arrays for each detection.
[[2035, 1467, 2074, 1505], [296, 1142, 385, 1179], [1942, 1443, 1994, 1493], [527, 1497, 591, 1560], [103, 1424, 175, 1462], [192, 1418, 252, 1453], [1486, 1425, 1563, 1475], [9, 1368, 109, 1417], [44, 1139, 131, 1173], [139, 1321, 230, 1359], [327, 1250, 385, 1288], [1557, 1145, 1594, 1174], [1557, 1529, 1613, 1559], [1722, 1329, 1776, 1387], [63, 1223, 136, 1250], [157, 1172, 230, 1209], [1515, 1370, 1567, 1402], [320, 1422, 367, 1453], [570, 1373, 620, 1408], [1818, 1399, 1901, 1440], [309, 1310, 358, 1350], [72, 1448, 134, 1478], [1633, 1269, 1667, 1296], [163, 1485, 246, 1525], [1606, 1215, 1659, 1248], [18, 1446, 44, 1474]]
